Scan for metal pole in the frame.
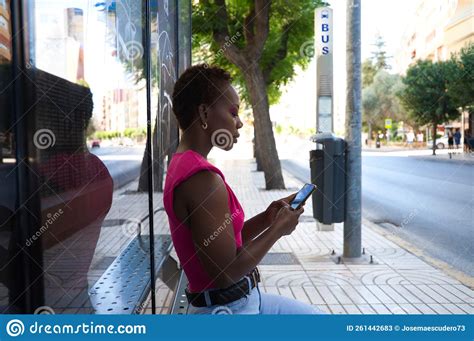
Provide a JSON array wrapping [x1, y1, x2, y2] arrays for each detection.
[[344, 0, 362, 258], [144, 0, 157, 314]]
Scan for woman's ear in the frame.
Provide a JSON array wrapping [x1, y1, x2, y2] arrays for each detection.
[[198, 104, 208, 124]]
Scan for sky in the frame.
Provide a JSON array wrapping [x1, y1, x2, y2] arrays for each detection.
[[360, 0, 420, 68], [329, 0, 420, 70]]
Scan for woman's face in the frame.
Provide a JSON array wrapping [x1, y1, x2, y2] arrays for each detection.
[[206, 84, 243, 151]]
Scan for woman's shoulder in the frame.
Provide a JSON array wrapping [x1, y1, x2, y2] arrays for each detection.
[[167, 150, 225, 192], [173, 166, 227, 210], [169, 150, 222, 176]]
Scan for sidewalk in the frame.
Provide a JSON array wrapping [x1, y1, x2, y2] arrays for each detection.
[[149, 155, 473, 315], [413, 151, 474, 165]]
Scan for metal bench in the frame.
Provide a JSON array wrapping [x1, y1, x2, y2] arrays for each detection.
[[89, 207, 180, 314], [170, 270, 188, 314]]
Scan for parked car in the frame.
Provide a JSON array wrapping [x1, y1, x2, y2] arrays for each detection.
[[426, 136, 449, 149], [91, 139, 101, 148]]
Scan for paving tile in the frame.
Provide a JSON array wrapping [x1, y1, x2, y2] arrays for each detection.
[[365, 285, 396, 304], [397, 303, 421, 314], [302, 286, 326, 305], [426, 304, 454, 314], [291, 287, 312, 305], [343, 304, 362, 314], [328, 304, 346, 314], [385, 304, 407, 314], [316, 286, 340, 305], [415, 304, 437, 314], [356, 304, 377, 314], [442, 304, 468, 314], [370, 304, 392, 314], [455, 304, 473, 314], [328, 286, 354, 305], [402, 285, 438, 304], [352, 286, 382, 305]]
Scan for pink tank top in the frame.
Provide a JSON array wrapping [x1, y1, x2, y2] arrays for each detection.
[[163, 150, 245, 292]]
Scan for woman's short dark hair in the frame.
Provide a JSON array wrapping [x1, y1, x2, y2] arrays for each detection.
[[172, 64, 232, 130]]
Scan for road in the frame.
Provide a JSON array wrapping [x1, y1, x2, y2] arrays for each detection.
[[277, 138, 473, 276], [90, 146, 144, 190]]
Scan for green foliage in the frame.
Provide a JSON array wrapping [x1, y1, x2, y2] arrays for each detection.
[[124, 127, 147, 138], [192, 0, 326, 105], [448, 43, 474, 113], [94, 128, 147, 140], [94, 131, 120, 140], [362, 59, 377, 88], [274, 123, 315, 137], [362, 70, 403, 130], [370, 34, 391, 71], [397, 59, 460, 127]]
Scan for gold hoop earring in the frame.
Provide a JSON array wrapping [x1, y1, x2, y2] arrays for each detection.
[[202, 122, 208, 130]]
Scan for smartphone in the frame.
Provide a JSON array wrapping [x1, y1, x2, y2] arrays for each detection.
[[290, 183, 317, 210]]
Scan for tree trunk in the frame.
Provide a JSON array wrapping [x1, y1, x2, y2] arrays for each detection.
[[469, 110, 474, 138], [137, 118, 163, 192], [253, 127, 263, 171], [432, 124, 437, 156], [243, 64, 285, 189], [367, 122, 372, 143]]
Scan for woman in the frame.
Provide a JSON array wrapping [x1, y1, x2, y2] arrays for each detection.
[[163, 64, 320, 314]]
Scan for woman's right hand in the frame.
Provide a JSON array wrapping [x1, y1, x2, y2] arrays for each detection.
[[272, 205, 304, 236]]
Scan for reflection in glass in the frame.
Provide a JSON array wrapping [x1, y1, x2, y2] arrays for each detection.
[[0, 0, 17, 313], [30, 0, 148, 313]]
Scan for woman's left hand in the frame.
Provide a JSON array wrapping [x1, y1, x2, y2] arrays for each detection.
[[264, 192, 299, 227]]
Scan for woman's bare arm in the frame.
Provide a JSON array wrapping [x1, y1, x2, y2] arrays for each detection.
[[241, 212, 270, 245], [177, 171, 282, 288]]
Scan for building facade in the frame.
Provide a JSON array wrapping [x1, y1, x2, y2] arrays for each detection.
[[394, 0, 473, 73]]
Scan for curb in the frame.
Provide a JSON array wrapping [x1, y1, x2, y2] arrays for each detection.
[[362, 217, 474, 289], [412, 154, 474, 165]]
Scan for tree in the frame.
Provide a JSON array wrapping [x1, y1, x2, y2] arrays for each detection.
[[362, 85, 377, 139], [362, 34, 392, 141], [448, 43, 474, 137], [362, 59, 377, 88], [370, 34, 391, 71], [397, 60, 460, 155], [192, 0, 324, 189], [362, 70, 403, 139]]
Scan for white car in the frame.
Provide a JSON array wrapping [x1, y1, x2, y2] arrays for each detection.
[[426, 136, 450, 149]]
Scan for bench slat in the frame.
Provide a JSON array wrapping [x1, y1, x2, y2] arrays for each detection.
[[89, 234, 172, 314], [170, 271, 189, 314]]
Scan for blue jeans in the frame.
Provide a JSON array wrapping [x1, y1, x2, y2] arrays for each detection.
[[186, 283, 323, 315]]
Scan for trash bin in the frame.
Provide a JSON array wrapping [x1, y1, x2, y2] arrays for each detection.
[[309, 133, 346, 224]]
